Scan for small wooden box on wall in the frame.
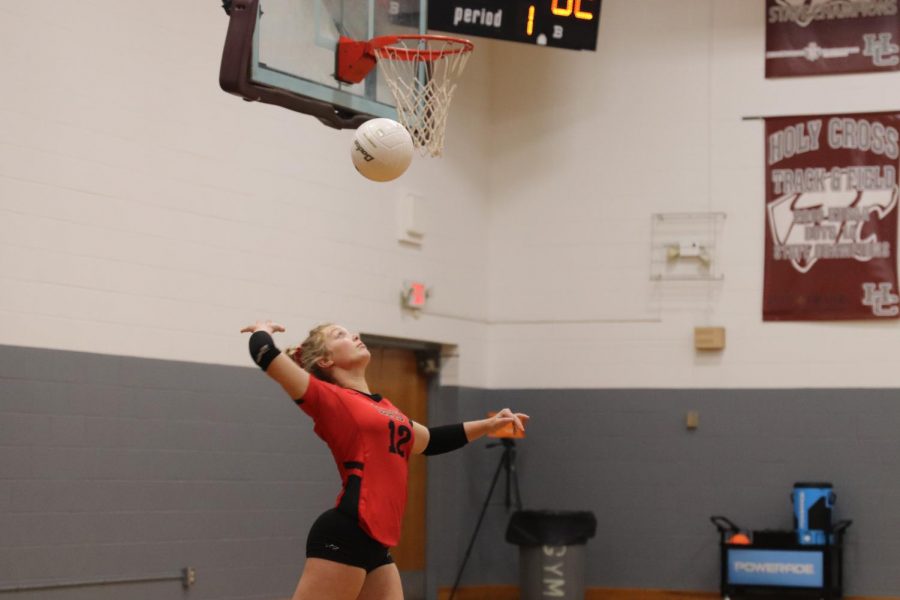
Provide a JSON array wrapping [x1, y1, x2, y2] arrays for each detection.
[[694, 326, 725, 351]]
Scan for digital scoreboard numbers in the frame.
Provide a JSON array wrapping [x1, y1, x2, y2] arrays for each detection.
[[427, 0, 601, 51]]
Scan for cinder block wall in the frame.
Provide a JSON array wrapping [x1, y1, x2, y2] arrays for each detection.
[[0, 346, 316, 599], [452, 389, 900, 596], [4, 349, 898, 597]]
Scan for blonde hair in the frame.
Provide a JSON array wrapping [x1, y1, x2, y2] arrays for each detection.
[[285, 323, 335, 382]]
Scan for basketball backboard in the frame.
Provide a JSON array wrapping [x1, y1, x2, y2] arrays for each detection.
[[220, 0, 426, 129]]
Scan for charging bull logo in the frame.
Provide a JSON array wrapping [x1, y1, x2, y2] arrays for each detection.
[[767, 185, 898, 273]]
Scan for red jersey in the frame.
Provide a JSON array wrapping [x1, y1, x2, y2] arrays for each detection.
[[297, 375, 413, 547]]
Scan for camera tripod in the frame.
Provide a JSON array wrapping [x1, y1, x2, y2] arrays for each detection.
[[448, 438, 522, 600]]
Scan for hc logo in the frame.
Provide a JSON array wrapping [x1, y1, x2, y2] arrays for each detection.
[[863, 33, 900, 67], [862, 282, 900, 317]]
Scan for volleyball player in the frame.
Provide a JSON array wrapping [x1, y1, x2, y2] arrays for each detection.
[[242, 319, 529, 600]]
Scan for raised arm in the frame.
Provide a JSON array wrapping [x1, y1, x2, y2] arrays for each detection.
[[241, 320, 311, 400], [411, 409, 530, 456]]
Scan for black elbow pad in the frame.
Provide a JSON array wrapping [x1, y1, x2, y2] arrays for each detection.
[[423, 423, 468, 456]]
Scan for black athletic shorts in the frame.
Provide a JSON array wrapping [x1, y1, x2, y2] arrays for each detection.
[[306, 508, 394, 573]]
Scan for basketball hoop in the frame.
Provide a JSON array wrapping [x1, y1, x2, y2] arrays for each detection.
[[336, 35, 474, 157]]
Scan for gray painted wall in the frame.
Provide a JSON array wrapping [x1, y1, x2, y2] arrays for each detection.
[[452, 389, 900, 596], [0, 345, 326, 600], [2, 346, 899, 598]]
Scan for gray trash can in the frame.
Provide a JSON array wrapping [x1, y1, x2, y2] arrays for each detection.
[[506, 510, 597, 600]]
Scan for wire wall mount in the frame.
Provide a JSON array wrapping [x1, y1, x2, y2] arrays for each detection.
[[650, 212, 726, 281]]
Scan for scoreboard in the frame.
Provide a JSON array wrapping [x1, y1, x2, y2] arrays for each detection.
[[428, 0, 602, 51]]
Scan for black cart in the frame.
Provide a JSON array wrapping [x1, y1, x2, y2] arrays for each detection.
[[710, 516, 852, 600]]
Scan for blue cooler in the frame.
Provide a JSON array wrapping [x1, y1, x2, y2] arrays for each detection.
[[792, 482, 834, 545]]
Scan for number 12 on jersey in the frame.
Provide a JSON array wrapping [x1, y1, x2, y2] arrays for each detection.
[[387, 421, 412, 458]]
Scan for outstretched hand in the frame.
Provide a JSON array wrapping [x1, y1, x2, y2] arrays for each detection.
[[240, 320, 286, 335], [489, 408, 530, 435]]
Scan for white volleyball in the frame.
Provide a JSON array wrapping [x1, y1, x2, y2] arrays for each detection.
[[351, 118, 414, 182]]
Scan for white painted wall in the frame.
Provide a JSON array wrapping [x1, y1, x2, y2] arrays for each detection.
[[485, 0, 900, 388], [0, 0, 493, 386], [4, 0, 900, 391]]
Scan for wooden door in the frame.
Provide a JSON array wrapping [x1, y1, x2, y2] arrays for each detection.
[[365, 346, 428, 574]]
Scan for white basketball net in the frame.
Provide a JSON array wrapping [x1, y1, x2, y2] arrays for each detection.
[[375, 37, 473, 157]]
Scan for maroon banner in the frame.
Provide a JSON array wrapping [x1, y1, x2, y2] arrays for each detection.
[[766, 0, 900, 77], [764, 112, 900, 320]]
